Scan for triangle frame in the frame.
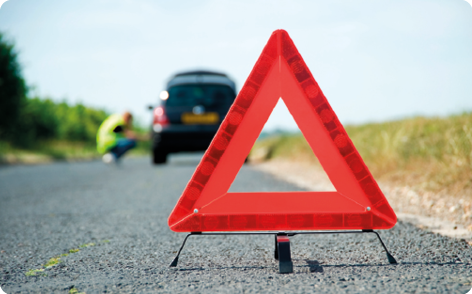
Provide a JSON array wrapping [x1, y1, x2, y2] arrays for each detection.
[[168, 30, 397, 232]]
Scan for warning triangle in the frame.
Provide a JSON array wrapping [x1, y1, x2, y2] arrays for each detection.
[[168, 30, 397, 232]]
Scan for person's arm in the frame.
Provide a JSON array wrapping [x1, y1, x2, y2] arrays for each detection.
[[124, 128, 137, 140], [112, 125, 138, 139], [121, 126, 149, 141], [126, 129, 149, 141]]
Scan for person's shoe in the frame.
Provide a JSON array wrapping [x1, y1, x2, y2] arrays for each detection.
[[102, 152, 116, 164]]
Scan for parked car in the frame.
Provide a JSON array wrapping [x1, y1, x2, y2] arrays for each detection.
[[151, 70, 237, 164]]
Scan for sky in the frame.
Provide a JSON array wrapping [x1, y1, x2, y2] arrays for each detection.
[[0, 0, 471, 131]]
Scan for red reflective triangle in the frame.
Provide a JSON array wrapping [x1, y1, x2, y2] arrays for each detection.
[[168, 30, 397, 232]]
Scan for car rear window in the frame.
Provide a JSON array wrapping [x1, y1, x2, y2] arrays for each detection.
[[166, 84, 235, 107]]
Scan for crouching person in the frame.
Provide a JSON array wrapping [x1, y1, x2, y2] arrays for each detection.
[[97, 111, 137, 163]]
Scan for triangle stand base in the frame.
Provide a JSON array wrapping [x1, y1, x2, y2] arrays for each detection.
[[169, 230, 397, 274]]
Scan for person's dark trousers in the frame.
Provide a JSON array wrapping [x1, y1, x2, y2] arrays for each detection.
[[110, 139, 137, 159]]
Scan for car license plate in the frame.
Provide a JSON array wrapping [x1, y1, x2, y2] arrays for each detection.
[[181, 112, 219, 124]]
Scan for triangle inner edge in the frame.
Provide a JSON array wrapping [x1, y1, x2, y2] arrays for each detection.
[[277, 54, 396, 225]]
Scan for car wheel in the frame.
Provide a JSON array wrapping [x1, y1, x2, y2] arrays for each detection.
[[152, 148, 168, 164]]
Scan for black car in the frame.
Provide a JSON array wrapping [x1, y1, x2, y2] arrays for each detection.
[[151, 70, 237, 164]]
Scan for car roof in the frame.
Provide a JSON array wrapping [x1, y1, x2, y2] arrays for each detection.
[[167, 70, 236, 91]]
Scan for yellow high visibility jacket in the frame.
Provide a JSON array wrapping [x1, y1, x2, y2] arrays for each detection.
[[96, 114, 126, 154]]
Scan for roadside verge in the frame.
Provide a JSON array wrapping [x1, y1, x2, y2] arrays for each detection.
[[253, 159, 472, 241]]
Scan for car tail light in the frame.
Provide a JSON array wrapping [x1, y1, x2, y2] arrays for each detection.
[[153, 106, 169, 132]]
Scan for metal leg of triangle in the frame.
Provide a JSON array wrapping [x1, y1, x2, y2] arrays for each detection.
[[276, 233, 293, 274], [169, 230, 397, 271], [274, 234, 279, 260], [363, 230, 398, 264], [169, 232, 197, 267]]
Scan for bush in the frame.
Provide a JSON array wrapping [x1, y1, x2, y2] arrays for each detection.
[[10, 97, 109, 147], [0, 33, 27, 139]]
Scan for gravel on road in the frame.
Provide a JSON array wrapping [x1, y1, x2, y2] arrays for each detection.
[[1, 155, 471, 293]]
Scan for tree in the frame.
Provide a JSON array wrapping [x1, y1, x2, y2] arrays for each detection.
[[0, 32, 27, 139]]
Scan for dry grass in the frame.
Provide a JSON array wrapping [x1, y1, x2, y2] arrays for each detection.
[[251, 112, 472, 199]]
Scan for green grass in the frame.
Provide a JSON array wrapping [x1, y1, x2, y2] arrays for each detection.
[[25, 268, 45, 276], [44, 257, 60, 268], [252, 112, 472, 197], [0, 137, 150, 164], [0, 140, 99, 163], [79, 242, 95, 248], [69, 286, 85, 294], [25, 240, 108, 277]]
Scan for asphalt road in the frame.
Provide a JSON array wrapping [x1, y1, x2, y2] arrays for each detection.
[[1, 155, 471, 293]]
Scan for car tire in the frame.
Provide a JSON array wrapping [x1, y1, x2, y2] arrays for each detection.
[[152, 148, 168, 164]]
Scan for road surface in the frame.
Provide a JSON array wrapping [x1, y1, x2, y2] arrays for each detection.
[[1, 155, 471, 293]]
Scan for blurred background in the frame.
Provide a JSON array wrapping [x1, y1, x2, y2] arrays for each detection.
[[1, 0, 471, 128], [0, 0, 471, 192]]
